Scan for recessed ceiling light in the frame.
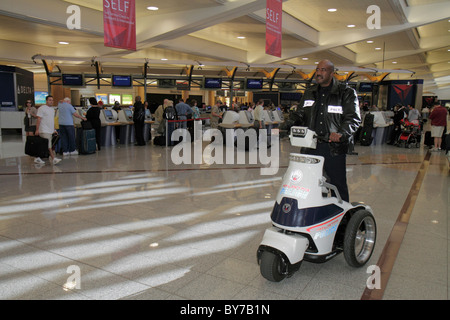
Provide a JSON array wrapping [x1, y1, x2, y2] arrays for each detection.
[[375, 47, 382, 50], [147, 6, 159, 11], [328, 8, 337, 12], [302, 57, 309, 60], [347, 24, 356, 28], [237, 36, 246, 39], [58, 41, 69, 45], [161, 58, 168, 61], [392, 61, 397, 64], [367, 40, 374, 43]]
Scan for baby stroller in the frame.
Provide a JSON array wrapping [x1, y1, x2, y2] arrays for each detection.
[[396, 119, 421, 148]]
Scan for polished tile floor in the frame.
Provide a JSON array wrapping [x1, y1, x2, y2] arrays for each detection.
[[0, 130, 448, 300]]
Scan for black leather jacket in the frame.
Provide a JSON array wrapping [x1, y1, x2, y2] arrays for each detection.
[[296, 78, 361, 155]]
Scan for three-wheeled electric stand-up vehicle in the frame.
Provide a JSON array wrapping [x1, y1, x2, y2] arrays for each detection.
[[257, 126, 377, 282]]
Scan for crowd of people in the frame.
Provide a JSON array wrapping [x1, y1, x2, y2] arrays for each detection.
[[23, 89, 449, 167]]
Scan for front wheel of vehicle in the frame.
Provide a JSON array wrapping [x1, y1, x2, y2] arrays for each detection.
[[343, 210, 377, 267], [260, 250, 287, 282]]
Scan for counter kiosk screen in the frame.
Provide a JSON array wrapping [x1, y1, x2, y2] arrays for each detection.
[[124, 109, 133, 119], [104, 109, 113, 120], [246, 79, 263, 90], [112, 75, 132, 87], [204, 78, 222, 89], [62, 74, 83, 86]]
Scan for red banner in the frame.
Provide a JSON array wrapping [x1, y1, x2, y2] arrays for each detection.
[[103, 0, 136, 51], [265, 0, 282, 57]]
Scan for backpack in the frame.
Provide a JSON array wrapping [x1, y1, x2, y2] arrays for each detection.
[[164, 106, 177, 120]]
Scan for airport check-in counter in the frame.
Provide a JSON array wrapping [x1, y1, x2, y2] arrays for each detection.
[[218, 111, 241, 144], [238, 110, 255, 128], [363, 111, 394, 145], [273, 109, 285, 123], [99, 108, 120, 147], [117, 109, 135, 144]]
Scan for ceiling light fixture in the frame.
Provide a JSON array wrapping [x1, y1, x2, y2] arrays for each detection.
[[367, 40, 374, 43], [147, 6, 159, 11], [375, 47, 381, 50], [328, 8, 337, 12], [347, 24, 356, 28], [58, 41, 69, 45], [161, 58, 168, 61], [237, 36, 246, 39]]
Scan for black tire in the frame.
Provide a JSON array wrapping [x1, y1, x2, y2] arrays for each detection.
[[343, 210, 376, 267], [260, 250, 286, 282]]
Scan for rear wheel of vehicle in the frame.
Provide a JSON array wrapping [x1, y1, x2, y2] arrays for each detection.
[[260, 250, 287, 282], [344, 210, 377, 267]]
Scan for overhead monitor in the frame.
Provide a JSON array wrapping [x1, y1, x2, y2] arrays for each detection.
[[112, 75, 132, 87], [359, 82, 373, 93], [62, 74, 84, 87], [204, 78, 222, 89], [62, 74, 83, 86], [280, 92, 302, 101], [157, 79, 176, 88], [246, 78, 263, 90]]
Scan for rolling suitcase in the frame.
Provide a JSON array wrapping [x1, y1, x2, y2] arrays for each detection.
[[360, 113, 374, 146], [78, 129, 96, 154], [25, 136, 49, 158]]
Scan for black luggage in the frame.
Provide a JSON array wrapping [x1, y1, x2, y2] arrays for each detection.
[[153, 135, 166, 146], [360, 113, 374, 146], [25, 136, 49, 158], [424, 131, 433, 147], [445, 134, 450, 153], [442, 133, 448, 151], [78, 128, 96, 154]]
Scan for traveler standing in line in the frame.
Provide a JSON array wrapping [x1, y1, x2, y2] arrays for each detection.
[[429, 102, 448, 151], [154, 99, 168, 135], [295, 59, 361, 202], [86, 97, 102, 151], [210, 100, 222, 129], [58, 97, 86, 156], [253, 99, 265, 130], [133, 95, 146, 146], [175, 98, 193, 130], [25, 100, 38, 137], [34, 95, 62, 165], [190, 99, 201, 120]]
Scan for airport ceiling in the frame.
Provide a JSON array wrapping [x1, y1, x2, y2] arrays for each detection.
[[0, 0, 449, 93]]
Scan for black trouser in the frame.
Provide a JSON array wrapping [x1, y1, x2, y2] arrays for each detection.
[[94, 126, 101, 151], [134, 120, 145, 145], [303, 142, 349, 202]]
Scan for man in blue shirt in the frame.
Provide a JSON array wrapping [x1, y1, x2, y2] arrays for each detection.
[[58, 97, 86, 156], [175, 98, 193, 129]]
